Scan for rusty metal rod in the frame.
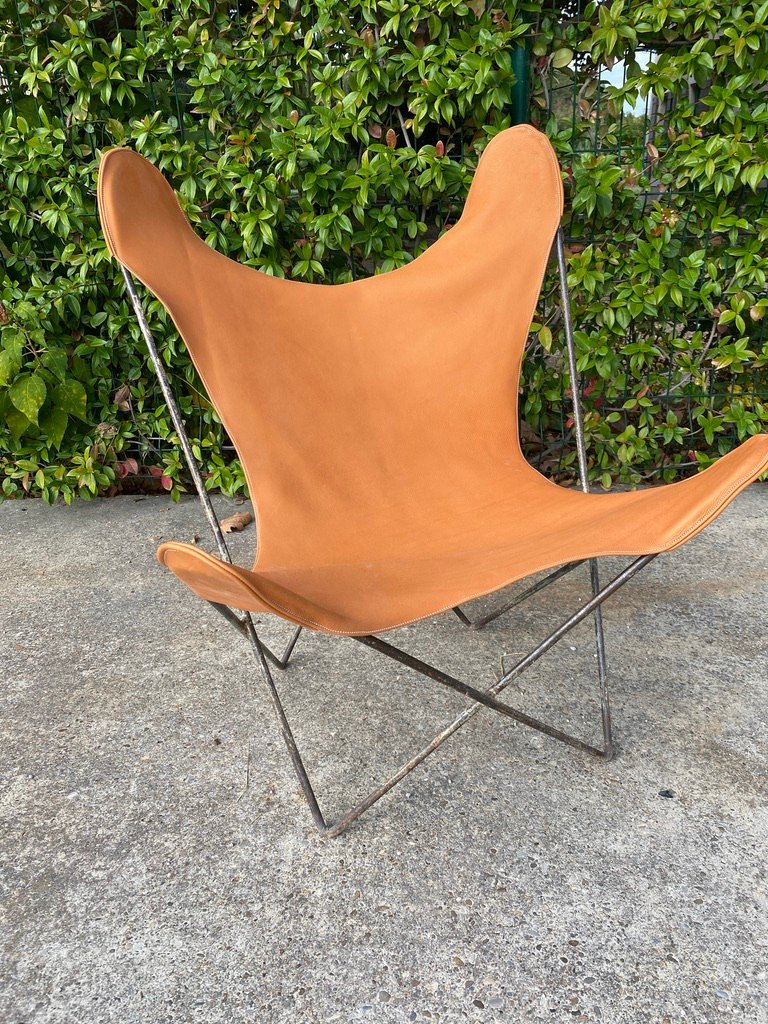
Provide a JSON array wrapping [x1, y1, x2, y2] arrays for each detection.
[[322, 553, 655, 837], [453, 560, 585, 630]]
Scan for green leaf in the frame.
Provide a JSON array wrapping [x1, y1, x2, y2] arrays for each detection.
[[551, 48, 574, 69], [538, 325, 553, 351], [53, 379, 88, 421], [6, 407, 30, 443], [39, 407, 69, 450], [1, 325, 24, 353], [41, 347, 69, 381], [9, 374, 47, 425], [0, 348, 21, 386]]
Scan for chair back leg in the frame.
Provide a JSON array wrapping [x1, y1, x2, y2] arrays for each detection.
[[555, 228, 614, 756]]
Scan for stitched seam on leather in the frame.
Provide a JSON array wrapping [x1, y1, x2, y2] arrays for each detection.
[[160, 543, 310, 628], [250, 454, 768, 634], [162, 450, 764, 636], [666, 458, 768, 548], [97, 157, 119, 259]]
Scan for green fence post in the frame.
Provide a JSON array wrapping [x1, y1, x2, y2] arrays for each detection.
[[510, 38, 531, 125]]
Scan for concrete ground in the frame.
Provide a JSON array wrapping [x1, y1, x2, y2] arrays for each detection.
[[1, 487, 766, 1024]]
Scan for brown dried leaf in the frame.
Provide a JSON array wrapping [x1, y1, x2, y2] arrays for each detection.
[[385, 128, 397, 149], [646, 142, 660, 163], [0, 303, 8, 325], [113, 383, 131, 411], [467, 0, 485, 16], [220, 510, 254, 534], [520, 420, 542, 448]]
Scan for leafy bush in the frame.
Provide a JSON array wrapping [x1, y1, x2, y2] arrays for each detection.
[[1, 0, 767, 502]]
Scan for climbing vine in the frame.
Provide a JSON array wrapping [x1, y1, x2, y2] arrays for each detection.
[[1, 1, 767, 501]]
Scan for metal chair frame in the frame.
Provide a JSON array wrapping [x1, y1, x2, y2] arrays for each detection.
[[120, 228, 656, 838]]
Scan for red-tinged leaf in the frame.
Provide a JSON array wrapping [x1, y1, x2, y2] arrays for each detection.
[[161, 475, 173, 491], [385, 128, 397, 148], [435, 140, 444, 157], [646, 142, 660, 163], [148, 465, 163, 478], [369, 123, 382, 139], [565, 417, 574, 429]]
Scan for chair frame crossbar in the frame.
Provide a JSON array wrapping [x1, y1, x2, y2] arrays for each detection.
[[120, 229, 657, 837]]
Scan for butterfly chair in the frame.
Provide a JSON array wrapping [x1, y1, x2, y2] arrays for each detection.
[[98, 125, 768, 837]]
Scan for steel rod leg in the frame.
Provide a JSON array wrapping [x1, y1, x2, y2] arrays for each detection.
[[453, 560, 585, 630], [243, 614, 327, 832], [358, 634, 607, 758], [121, 266, 231, 562], [225, 555, 653, 838], [557, 234, 616, 759], [590, 559, 613, 759], [209, 603, 303, 670], [280, 625, 303, 669]]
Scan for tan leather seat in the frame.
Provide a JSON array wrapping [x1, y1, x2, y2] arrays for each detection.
[[98, 126, 768, 636]]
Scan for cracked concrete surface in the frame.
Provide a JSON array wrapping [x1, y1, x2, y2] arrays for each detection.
[[1, 487, 766, 1023]]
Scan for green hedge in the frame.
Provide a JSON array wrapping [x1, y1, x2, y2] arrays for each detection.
[[1, 0, 767, 503]]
